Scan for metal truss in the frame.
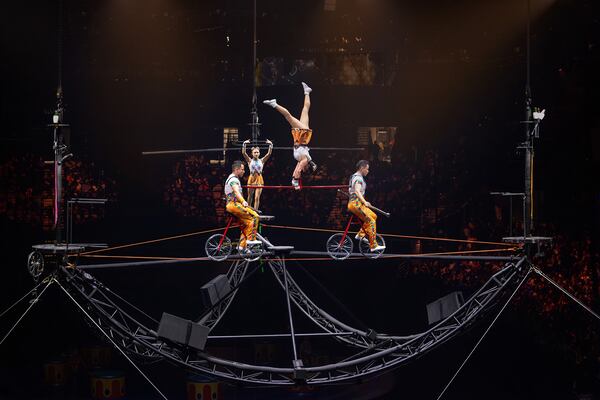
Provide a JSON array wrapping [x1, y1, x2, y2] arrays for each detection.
[[56, 254, 529, 385], [197, 259, 249, 329], [268, 257, 418, 349]]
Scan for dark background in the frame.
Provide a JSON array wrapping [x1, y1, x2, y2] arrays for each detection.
[[1, 0, 600, 399]]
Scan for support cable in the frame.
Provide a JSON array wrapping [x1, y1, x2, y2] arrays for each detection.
[[0, 278, 53, 347], [54, 278, 169, 400], [436, 265, 532, 400], [263, 224, 516, 248], [533, 266, 600, 322], [81, 223, 514, 260], [104, 286, 160, 325], [80, 226, 225, 255], [0, 280, 48, 320]]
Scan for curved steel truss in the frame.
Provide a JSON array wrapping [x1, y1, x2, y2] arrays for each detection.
[[55, 254, 530, 385]]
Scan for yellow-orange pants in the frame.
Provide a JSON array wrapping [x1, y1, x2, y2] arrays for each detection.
[[226, 201, 259, 248], [348, 199, 377, 248]]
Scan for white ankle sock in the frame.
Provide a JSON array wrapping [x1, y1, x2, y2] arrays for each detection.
[[263, 99, 277, 108], [301, 82, 312, 95]]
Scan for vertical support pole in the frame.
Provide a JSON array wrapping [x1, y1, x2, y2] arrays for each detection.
[[509, 197, 513, 237], [54, 126, 63, 244], [66, 201, 71, 244], [279, 258, 299, 362], [250, 0, 260, 144], [54, 0, 65, 244], [523, 0, 533, 236], [522, 193, 527, 239]]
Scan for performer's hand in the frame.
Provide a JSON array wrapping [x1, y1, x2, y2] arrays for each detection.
[[243, 201, 249, 207], [364, 201, 372, 208], [243, 139, 250, 144], [266, 139, 273, 145]]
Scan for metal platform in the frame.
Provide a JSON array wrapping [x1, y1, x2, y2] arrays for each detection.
[[32, 243, 86, 255], [502, 236, 553, 244], [267, 245, 294, 255]]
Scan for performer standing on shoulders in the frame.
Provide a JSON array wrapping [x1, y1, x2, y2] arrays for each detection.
[[348, 160, 386, 252], [263, 82, 317, 190], [242, 138, 273, 211], [224, 161, 261, 251]]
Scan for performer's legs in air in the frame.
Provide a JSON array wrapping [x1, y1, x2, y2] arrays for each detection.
[[264, 83, 317, 182], [299, 82, 311, 127], [263, 102, 308, 129], [300, 83, 317, 172]]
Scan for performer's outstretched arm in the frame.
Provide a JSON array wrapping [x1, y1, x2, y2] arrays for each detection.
[[241, 140, 252, 163], [261, 139, 273, 164]]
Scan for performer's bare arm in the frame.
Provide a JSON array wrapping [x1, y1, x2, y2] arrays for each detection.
[[241, 140, 252, 163], [232, 183, 248, 207], [354, 182, 371, 208], [261, 139, 273, 163]]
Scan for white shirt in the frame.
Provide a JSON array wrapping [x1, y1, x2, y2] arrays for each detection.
[[225, 173, 241, 199], [348, 172, 366, 197]]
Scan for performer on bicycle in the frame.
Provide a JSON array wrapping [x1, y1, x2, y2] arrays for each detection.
[[348, 160, 386, 252], [263, 82, 317, 190], [224, 161, 261, 251], [241, 138, 273, 210]]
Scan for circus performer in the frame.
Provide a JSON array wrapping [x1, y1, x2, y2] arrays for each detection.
[[263, 82, 317, 190], [242, 138, 273, 210], [224, 160, 261, 250], [348, 160, 386, 252]]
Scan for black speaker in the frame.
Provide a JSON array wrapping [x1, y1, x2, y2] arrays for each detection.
[[157, 312, 210, 351], [200, 274, 231, 308], [426, 291, 464, 325]]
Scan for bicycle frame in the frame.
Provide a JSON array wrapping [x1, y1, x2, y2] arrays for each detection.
[[338, 215, 354, 249]]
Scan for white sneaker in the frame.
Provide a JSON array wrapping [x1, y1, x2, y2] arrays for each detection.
[[263, 99, 277, 108], [301, 82, 312, 95], [291, 179, 301, 190], [246, 239, 261, 246], [355, 233, 362, 240], [371, 245, 386, 252], [237, 246, 245, 252]]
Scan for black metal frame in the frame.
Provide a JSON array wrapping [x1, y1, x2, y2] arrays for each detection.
[[55, 254, 529, 385]]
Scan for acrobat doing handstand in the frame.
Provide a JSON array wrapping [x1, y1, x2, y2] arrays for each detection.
[[263, 82, 317, 190]]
